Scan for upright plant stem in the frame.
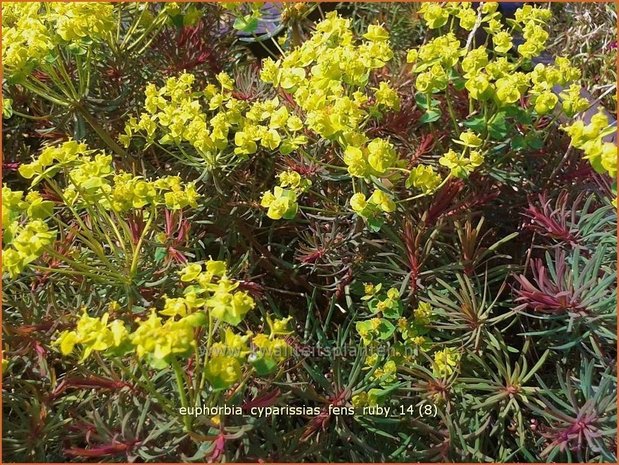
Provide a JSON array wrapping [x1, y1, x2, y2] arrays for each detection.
[[75, 104, 129, 157], [445, 92, 460, 134], [172, 359, 193, 432]]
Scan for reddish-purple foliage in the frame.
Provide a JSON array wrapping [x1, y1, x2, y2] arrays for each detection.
[[514, 251, 587, 315], [541, 404, 604, 457], [523, 191, 580, 246], [158, 17, 227, 76]]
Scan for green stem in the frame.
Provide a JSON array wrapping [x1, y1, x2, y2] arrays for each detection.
[[121, 5, 147, 48], [198, 313, 216, 396], [21, 80, 69, 107], [398, 174, 452, 204], [113, 359, 180, 418], [48, 179, 123, 272], [126, 12, 167, 52], [9, 110, 52, 121], [129, 209, 154, 278], [225, 368, 254, 401], [42, 248, 126, 282], [32, 265, 117, 284], [75, 104, 128, 157], [445, 94, 460, 135], [172, 358, 193, 432]]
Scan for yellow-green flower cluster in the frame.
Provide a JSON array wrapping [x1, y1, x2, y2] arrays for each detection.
[[354, 292, 438, 405], [355, 317, 389, 347], [164, 262, 289, 385], [53, 305, 291, 387], [529, 58, 583, 115], [406, 165, 442, 193], [410, 4, 584, 116], [343, 138, 399, 178], [2, 3, 53, 81], [512, 5, 552, 59], [408, 32, 460, 94], [261, 187, 298, 221], [18, 140, 89, 182], [54, 309, 130, 362], [204, 356, 243, 390], [414, 302, 433, 326], [559, 84, 591, 118], [439, 149, 484, 179], [120, 14, 406, 223], [112, 174, 199, 212], [53, 260, 260, 371], [46, 2, 115, 41], [179, 261, 256, 326], [205, 315, 292, 389], [373, 82, 400, 111], [131, 310, 206, 369], [122, 73, 222, 154], [205, 328, 251, 389], [367, 356, 397, 385], [352, 388, 392, 408], [53, 305, 207, 370], [2, 186, 56, 279], [563, 110, 617, 179], [259, 12, 401, 175], [3, 219, 55, 279], [350, 189, 396, 219], [3, 187, 54, 242], [208, 280, 256, 327], [357, 286, 432, 348], [417, 3, 450, 30], [438, 132, 485, 179], [55, 306, 204, 369], [432, 347, 461, 378], [161, 2, 202, 27], [121, 74, 309, 165], [235, 95, 309, 156], [2, 2, 115, 80], [395, 303, 433, 348], [251, 329, 291, 373], [18, 141, 199, 213], [261, 170, 311, 220], [261, 12, 393, 93], [370, 287, 402, 318], [278, 170, 312, 192]]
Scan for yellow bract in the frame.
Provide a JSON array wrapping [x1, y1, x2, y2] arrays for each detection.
[[17, 140, 199, 216], [350, 189, 396, 223], [261, 186, 299, 221], [563, 110, 617, 179], [432, 347, 461, 377], [2, 185, 56, 278], [2, 2, 115, 80], [131, 311, 206, 368], [54, 310, 129, 362], [439, 149, 484, 179], [407, 165, 442, 194]]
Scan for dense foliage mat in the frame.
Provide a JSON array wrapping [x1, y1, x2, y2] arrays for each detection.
[[2, 2, 617, 463]]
